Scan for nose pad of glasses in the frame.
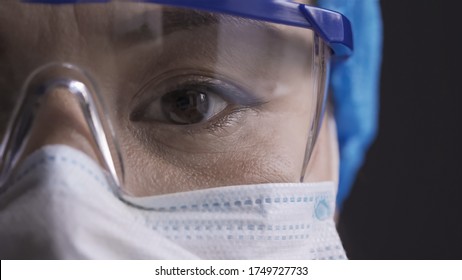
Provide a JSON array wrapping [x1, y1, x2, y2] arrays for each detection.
[[19, 87, 101, 165]]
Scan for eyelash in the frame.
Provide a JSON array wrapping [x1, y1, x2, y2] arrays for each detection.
[[133, 73, 266, 134], [192, 105, 259, 135]]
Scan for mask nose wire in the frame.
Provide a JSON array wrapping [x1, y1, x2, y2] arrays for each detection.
[[0, 63, 124, 194]]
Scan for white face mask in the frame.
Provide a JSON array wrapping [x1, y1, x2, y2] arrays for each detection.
[[0, 145, 346, 259]]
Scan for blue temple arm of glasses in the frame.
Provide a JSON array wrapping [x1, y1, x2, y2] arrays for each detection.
[[23, 0, 353, 56]]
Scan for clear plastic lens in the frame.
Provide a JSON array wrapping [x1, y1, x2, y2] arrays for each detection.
[[0, 1, 331, 197]]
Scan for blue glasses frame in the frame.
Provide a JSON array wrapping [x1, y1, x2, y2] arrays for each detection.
[[24, 0, 353, 56]]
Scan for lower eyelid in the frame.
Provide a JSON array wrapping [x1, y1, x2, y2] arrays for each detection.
[[202, 106, 261, 134], [205, 109, 241, 131]]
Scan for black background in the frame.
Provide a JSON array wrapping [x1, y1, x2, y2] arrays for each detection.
[[338, 1, 462, 259]]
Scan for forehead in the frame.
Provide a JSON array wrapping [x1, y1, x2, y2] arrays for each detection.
[[0, 2, 308, 37], [0, 3, 239, 32], [0, 2, 315, 90], [0, 3, 160, 36], [0, 1, 313, 67]]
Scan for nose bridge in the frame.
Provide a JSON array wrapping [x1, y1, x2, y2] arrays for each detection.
[[23, 83, 100, 162], [0, 63, 124, 190]]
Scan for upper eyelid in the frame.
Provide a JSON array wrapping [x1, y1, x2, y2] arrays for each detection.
[[131, 71, 266, 113], [158, 76, 265, 107], [196, 80, 263, 106]]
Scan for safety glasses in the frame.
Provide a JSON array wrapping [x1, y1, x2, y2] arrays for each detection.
[[25, 0, 353, 56], [1, 0, 352, 199]]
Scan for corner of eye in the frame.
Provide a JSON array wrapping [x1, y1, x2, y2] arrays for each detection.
[[129, 110, 144, 122]]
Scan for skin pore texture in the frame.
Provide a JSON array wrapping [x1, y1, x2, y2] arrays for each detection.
[[0, 1, 338, 196]]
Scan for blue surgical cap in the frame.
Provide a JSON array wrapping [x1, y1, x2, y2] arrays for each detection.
[[317, 0, 383, 210]]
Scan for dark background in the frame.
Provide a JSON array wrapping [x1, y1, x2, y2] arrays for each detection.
[[338, 1, 462, 259]]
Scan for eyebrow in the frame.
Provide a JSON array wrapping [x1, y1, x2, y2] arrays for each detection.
[[116, 7, 282, 45], [162, 9, 220, 34], [115, 8, 218, 44]]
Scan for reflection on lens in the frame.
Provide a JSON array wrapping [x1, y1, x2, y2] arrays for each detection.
[[1, 2, 331, 197], [162, 89, 210, 124]]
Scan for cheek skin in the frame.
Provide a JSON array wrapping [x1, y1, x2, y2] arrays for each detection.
[[118, 114, 306, 196], [304, 108, 339, 184], [121, 109, 336, 198]]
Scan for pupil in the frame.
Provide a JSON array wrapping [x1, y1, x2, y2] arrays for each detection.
[[162, 89, 209, 124]]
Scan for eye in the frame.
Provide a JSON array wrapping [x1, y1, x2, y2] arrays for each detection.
[[135, 82, 230, 125]]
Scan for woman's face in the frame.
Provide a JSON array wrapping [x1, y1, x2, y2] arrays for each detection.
[[0, 2, 335, 196]]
